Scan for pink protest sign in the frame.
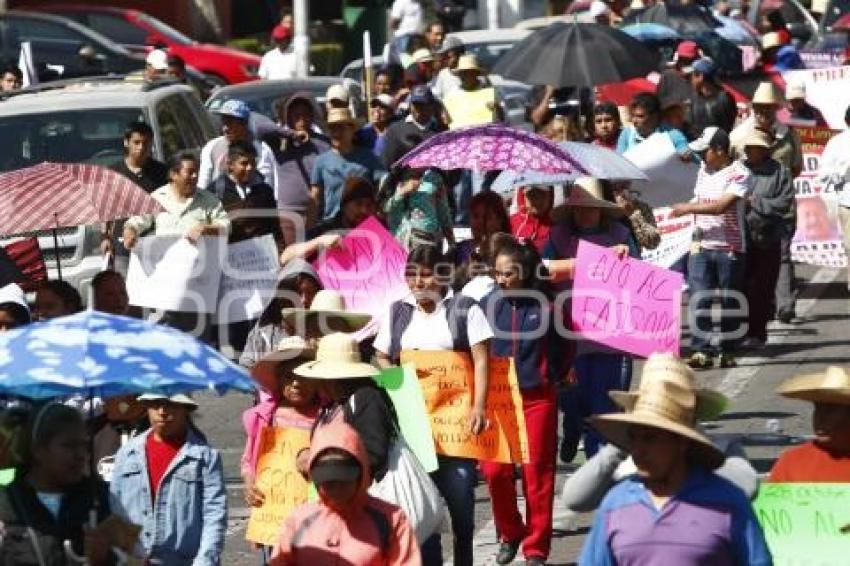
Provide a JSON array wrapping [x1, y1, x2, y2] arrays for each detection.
[[312, 216, 409, 325], [571, 240, 682, 358]]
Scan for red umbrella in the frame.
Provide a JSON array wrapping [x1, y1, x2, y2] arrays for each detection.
[[0, 162, 164, 278]]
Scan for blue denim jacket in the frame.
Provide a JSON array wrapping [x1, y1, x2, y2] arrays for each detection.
[[109, 428, 227, 565]]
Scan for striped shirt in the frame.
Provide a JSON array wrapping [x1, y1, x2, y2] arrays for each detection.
[[693, 161, 752, 253]]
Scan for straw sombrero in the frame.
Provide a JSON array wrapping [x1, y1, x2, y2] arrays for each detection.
[[751, 81, 783, 106], [590, 353, 724, 469], [609, 353, 729, 422], [281, 290, 371, 333], [551, 177, 624, 223], [294, 332, 379, 380], [776, 366, 850, 405], [250, 335, 317, 392]]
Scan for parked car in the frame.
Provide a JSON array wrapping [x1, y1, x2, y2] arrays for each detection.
[[0, 10, 143, 80], [206, 77, 365, 124], [30, 5, 261, 85], [0, 76, 216, 297]]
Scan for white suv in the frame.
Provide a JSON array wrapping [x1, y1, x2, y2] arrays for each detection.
[[0, 77, 216, 299]]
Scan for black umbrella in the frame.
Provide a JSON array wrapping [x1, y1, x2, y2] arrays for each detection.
[[624, 3, 720, 36], [492, 22, 660, 88]]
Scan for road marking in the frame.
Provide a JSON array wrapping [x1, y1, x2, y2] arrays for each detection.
[[715, 267, 837, 399]]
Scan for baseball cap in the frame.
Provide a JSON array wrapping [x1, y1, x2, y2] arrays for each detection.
[[370, 94, 396, 110], [688, 126, 730, 153], [310, 452, 362, 485], [326, 84, 350, 103], [409, 84, 435, 105], [213, 99, 251, 121], [691, 57, 717, 79], [146, 49, 169, 71], [437, 36, 464, 55], [676, 41, 700, 61], [137, 392, 198, 410], [271, 24, 292, 42]]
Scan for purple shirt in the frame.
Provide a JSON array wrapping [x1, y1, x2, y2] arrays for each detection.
[[579, 467, 772, 566]]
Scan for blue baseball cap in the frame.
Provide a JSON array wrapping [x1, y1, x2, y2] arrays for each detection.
[[692, 58, 717, 79], [214, 99, 251, 121], [409, 85, 435, 105]]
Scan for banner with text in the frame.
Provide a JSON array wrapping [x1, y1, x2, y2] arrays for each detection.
[[573, 240, 682, 358], [784, 66, 850, 130], [754, 482, 850, 565], [400, 350, 529, 464], [245, 426, 312, 546], [216, 235, 280, 324], [791, 126, 847, 267]]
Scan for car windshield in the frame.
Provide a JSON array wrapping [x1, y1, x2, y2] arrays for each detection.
[[466, 42, 518, 70], [0, 108, 145, 172], [139, 14, 194, 46]]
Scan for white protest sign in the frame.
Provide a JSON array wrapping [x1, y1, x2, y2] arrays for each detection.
[[624, 133, 700, 208], [642, 207, 695, 269], [783, 66, 850, 131], [127, 236, 224, 313], [216, 235, 280, 324]]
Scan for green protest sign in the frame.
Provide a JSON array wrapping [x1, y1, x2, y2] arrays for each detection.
[[374, 364, 439, 472], [754, 483, 850, 565]]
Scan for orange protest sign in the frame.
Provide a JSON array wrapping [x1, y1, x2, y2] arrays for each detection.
[[400, 350, 528, 464], [245, 426, 312, 546]]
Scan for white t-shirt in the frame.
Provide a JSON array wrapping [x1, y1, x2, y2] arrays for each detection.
[[391, 0, 423, 37], [431, 68, 462, 101], [373, 290, 493, 353], [258, 48, 297, 80]]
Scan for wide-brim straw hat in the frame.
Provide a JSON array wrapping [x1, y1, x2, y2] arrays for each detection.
[[751, 81, 783, 106], [281, 290, 371, 333], [590, 353, 725, 469], [741, 129, 773, 149], [326, 107, 358, 127], [454, 54, 483, 74], [609, 353, 729, 422], [776, 366, 850, 405], [551, 177, 624, 222], [251, 335, 317, 391], [294, 332, 379, 380]]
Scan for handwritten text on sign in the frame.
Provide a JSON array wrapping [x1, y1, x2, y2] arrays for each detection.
[[572, 240, 682, 358], [245, 427, 312, 546], [400, 350, 528, 464], [754, 482, 850, 565], [313, 216, 409, 327]]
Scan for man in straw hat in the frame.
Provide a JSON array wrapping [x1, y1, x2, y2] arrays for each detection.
[[770, 366, 850, 481], [310, 107, 386, 225], [562, 353, 758, 516], [443, 54, 502, 129], [671, 126, 752, 370], [731, 81, 802, 325], [740, 128, 794, 349], [580, 354, 772, 565], [783, 82, 827, 127]]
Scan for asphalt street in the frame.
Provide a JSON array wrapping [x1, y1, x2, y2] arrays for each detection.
[[195, 263, 847, 565]]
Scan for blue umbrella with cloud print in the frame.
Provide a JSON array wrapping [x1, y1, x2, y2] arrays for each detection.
[[0, 311, 255, 400]]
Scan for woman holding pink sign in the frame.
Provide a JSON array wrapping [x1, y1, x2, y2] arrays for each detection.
[[542, 177, 638, 465]]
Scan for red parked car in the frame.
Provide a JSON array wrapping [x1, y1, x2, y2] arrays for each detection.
[[29, 5, 260, 85]]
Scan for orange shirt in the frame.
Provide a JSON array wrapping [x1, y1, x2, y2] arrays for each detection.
[[769, 441, 850, 482]]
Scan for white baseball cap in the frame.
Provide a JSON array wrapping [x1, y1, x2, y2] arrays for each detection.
[[145, 49, 169, 71], [326, 84, 350, 103]]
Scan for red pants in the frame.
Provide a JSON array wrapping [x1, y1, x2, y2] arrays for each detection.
[[480, 385, 557, 560]]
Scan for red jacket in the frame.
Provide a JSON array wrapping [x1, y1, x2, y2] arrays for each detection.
[[270, 420, 421, 565]]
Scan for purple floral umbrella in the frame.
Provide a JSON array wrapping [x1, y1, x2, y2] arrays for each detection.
[[393, 124, 590, 174]]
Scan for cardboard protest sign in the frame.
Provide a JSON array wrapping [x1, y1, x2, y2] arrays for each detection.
[[572, 240, 682, 358], [623, 132, 700, 208], [754, 482, 850, 565], [373, 365, 438, 472], [790, 126, 848, 268], [245, 426, 312, 546], [127, 235, 225, 312], [400, 350, 528, 464], [641, 207, 695, 269], [444, 87, 496, 130], [216, 235, 279, 324], [312, 216, 409, 336]]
